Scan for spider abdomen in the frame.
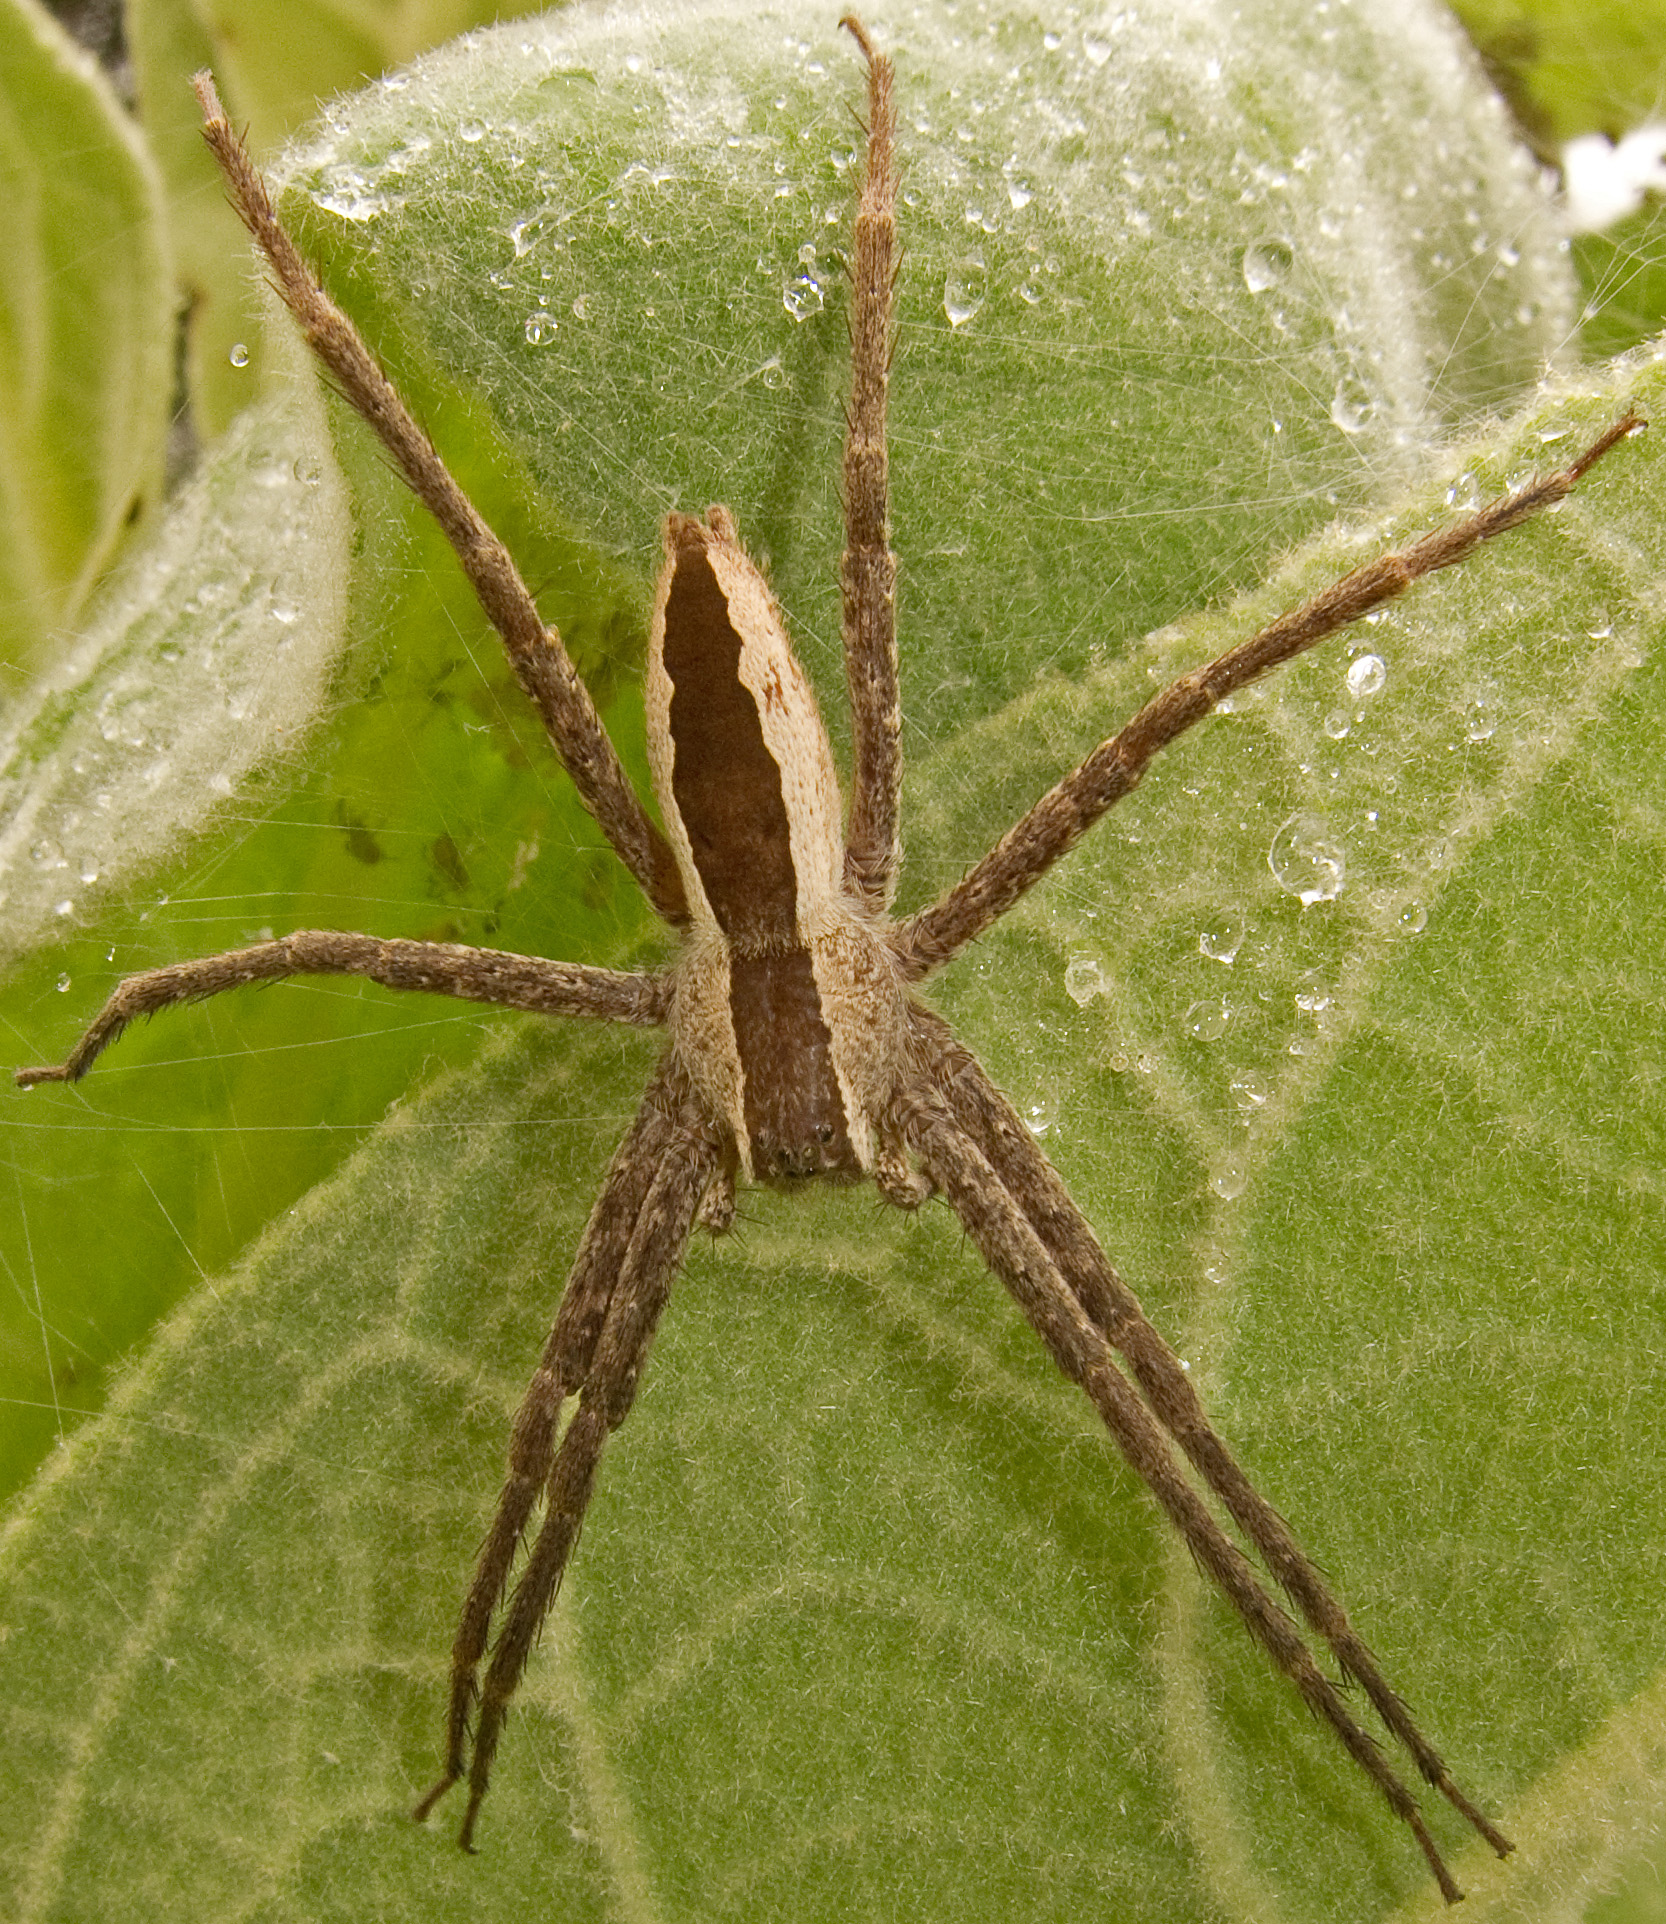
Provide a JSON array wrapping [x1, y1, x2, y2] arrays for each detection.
[[648, 508, 907, 1182]]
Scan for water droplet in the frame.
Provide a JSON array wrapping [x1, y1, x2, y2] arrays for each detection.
[[571, 293, 590, 321], [1229, 1069, 1269, 1112], [1399, 901, 1428, 934], [228, 342, 250, 368], [1587, 609, 1613, 639], [1007, 180, 1033, 212], [1023, 1092, 1059, 1137], [54, 899, 74, 918], [1242, 239, 1293, 294], [459, 119, 487, 143], [944, 253, 987, 327], [78, 856, 100, 884], [510, 211, 551, 257], [1183, 998, 1230, 1043], [1446, 471, 1481, 512], [1269, 813, 1346, 905], [1323, 710, 1351, 739], [55, 973, 71, 993], [1198, 914, 1244, 965], [1345, 653, 1386, 699], [31, 838, 64, 869], [783, 273, 824, 321], [1209, 1154, 1248, 1202], [1328, 382, 1369, 435], [1082, 33, 1112, 66], [1064, 956, 1109, 1005], [524, 309, 557, 344], [1463, 687, 1497, 741]]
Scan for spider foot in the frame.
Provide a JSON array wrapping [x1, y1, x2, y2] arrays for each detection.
[[412, 1769, 459, 1824], [458, 1785, 488, 1853], [14, 1062, 72, 1088]]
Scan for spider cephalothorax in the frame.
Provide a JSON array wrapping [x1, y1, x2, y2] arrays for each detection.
[[16, 17, 1641, 1902]]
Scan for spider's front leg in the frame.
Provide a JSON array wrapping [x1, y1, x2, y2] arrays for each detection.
[[415, 1060, 721, 1849]]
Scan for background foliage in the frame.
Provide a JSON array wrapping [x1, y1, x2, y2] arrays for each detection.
[[2, 1, 1665, 1919]]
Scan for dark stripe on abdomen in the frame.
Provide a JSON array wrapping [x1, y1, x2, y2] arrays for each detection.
[[662, 545, 797, 944]]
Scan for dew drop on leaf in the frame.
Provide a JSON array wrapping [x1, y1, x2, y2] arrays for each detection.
[[1345, 653, 1386, 699], [1269, 814, 1346, 905], [1183, 998, 1230, 1042]]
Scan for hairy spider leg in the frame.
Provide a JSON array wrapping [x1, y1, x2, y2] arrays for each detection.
[[453, 1078, 718, 1848], [192, 72, 688, 930], [837, 15, 904, 912], [906, 1005, 1513, 1856], [896, 1079, 1466, 1901], [412, 1056, 695, 1818], [892, 411, 1645, 979], [14, 936, 666, 1088]]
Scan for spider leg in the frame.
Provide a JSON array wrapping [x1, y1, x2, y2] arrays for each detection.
[[897, 1072, 1469, 1903], [890, 412, 1644, 978], [837, 19, 903, 912], [411, 1053, 697, 1818], [906, 1002, 1511, 1858], [433, 1070, 720, 1851], [14, 935, 668, 1087], [192, 76, 688, 928]]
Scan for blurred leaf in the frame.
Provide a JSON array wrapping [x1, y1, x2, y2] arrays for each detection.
[[127, 0, 567, 440], [1449, 0, 1666, 151], [0, 0, 172, 681]]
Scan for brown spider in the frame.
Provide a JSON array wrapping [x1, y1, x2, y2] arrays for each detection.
[[16, 18, 1640, 1902]]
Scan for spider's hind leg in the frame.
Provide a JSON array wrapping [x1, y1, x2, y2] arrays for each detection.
[[414, 1059, 720, 1848], [894, 1025, 1476, 1902], [908, 1003, 1512, 1858]]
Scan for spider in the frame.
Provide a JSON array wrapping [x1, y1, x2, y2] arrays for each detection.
[[16, 17, 1640, 1903]]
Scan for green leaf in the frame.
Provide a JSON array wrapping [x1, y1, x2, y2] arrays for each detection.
[[127, 0, 567, 439], [3, 4, 1663, 1920], [0, 0, 172, 678], [1447, 0, 1666, 148]]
